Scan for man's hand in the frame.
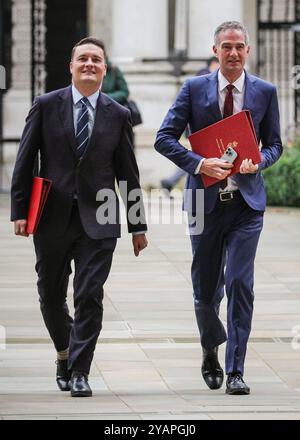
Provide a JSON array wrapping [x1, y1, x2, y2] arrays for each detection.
[[132, 233, 148, 257], [200, 158, 233, 180], [240, 159, 258, 174], [14, 220, 29, 237]]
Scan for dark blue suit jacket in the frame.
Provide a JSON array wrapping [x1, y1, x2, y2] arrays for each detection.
[[155, 69, 283, 213], [11, 86, 147, 238]]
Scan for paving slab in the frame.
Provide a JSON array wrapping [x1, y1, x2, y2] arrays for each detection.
[[1, 194, 300, 419]]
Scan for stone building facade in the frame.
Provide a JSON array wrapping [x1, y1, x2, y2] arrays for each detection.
[[1, 0, 299, 188], [3, 0, 257, 141]]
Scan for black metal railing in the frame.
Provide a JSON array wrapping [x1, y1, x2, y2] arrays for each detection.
[[258, 0, 300, 141]]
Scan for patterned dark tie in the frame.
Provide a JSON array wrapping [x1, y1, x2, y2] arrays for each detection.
[[223, 84, 234, 119], [220, 84, 235, 189], [76, 97, 89, 159]]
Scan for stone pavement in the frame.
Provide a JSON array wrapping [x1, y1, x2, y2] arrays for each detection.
[[0, 193, 300, 420]]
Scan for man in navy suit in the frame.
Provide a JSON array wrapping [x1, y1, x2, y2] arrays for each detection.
[[155, 21, 282, 395], [11, 37, 148, 397]]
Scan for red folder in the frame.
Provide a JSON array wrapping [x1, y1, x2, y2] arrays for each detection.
[[188, 110, 261, 188], [26, 177, 52, 234]]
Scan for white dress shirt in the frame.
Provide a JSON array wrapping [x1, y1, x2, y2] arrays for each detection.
[[72, 85, 99, 135], [71, 86, 144, 236]]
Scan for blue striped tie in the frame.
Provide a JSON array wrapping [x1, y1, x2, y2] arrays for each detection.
[[76, 97, 89, 159]]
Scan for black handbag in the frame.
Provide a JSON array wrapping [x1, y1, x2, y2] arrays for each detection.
[[124, 99, 143, 127]]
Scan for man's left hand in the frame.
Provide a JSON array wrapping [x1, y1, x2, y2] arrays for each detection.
[[240, 159, 258, 174], [132, 234, 148, 257]]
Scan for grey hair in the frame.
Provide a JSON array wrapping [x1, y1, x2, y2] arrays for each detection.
[[214, 21, 250, 46]]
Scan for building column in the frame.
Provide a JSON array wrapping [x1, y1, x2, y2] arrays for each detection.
[[103, 0, 173, 134], [243, 0, 258, 74], [88, 0, 113, 54], [3, 0, 31, 140], [111, 0, 168, 59], [188, 0, 244, 59]]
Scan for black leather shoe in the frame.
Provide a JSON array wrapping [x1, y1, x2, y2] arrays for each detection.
[[201, 347, 224, 390], [69, 371, 92, 397], [56, 359, 71, 392], [226, 373, 250, 395]]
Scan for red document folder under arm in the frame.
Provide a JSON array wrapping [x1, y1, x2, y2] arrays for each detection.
[[26, 177, 52, 234], [188, 110, 261, 188]]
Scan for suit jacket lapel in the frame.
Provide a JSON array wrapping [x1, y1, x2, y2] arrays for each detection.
[[205, 70, 257, 121], [57, 86, 77, 157], [206, 70, 222, 122], [80, 92, 111, 162], [57, 88, 112, 162], [235, 72, 258, 187], [243, 72, 257, 113]]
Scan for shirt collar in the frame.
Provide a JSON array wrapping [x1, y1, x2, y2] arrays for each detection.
[[71, 85, 100, 109], [218, 69, 245, 93]]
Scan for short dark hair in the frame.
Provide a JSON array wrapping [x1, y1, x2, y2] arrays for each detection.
[[71, 37, 106, 60]]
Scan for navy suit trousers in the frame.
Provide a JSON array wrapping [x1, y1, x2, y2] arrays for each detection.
[[189, 192, 264, 375], [33, 201, 117, 374]]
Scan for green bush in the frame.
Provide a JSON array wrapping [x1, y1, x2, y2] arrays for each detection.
[[263, 142, 300, 207]]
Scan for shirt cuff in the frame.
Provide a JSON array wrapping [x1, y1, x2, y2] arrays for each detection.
[[132, 231, 147, 236], [194, 158, 205, 174]]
